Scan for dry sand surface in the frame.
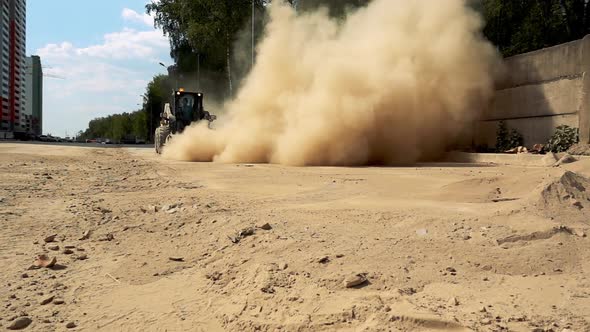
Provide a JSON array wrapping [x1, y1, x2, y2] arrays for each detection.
[[0, 143, 589, 331]]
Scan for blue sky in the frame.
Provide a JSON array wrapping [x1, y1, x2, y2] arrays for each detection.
[[27, 0, 172, 136]]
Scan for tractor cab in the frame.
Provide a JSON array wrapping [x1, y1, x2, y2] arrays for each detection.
[[170, 89, 206, 134], [155, 88, 216, 154]]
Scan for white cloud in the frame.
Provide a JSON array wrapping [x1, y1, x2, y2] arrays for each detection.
[[37, 42, 75, 60], [122, 8, 154, 27], [77, 28, 168, 59], [35, 6, 171, 135]]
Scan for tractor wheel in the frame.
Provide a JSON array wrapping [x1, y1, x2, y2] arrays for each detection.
[[155, 125, 170, 154]]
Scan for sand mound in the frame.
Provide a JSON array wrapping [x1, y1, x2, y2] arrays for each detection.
[[436, 177, 502, 203], [534, 171, 590, 221]]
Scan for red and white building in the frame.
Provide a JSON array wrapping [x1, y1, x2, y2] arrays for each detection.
[[0, 0, 26, 138]]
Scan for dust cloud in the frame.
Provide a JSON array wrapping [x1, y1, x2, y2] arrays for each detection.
[[163, 0, 502, 166]]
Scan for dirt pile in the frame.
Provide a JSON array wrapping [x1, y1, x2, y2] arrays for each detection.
[[534, 171, 590, 222], [163, 0, 501, 166]]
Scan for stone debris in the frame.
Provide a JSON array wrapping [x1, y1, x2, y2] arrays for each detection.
[[448, 297, 459, 306], [229, 227, 256, 244], [79, 230, 91, 241], [6, 317, 32, 330], [343, 274, 368, 288], [65, 322, 76, 329], [98, 233, 114, 242], [47, 245, 59, 251], [554, 153, 576, 167], [44, 234, 57, 243], [317, 256, 330, 264], [168, 257, 184, 262], [40, 295, 54, 305], [53, 298, 65, 305], [416, 229, 428, 236], [258, 223, 272, 230], [62, 249, 74, 255], [33, 255, 56, 268]]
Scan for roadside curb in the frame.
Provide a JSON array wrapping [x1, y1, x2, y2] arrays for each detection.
[[446, 151, 590, 167]]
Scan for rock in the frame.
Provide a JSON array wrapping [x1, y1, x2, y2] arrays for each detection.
[[574, 229, 587, 237], [531, 144, 545, 154], [554, 153, 576, 166], [99, 233, 114, 242], [79, 230, 91, 241], [571, 200, 583, 209], [165, 208, 179, 214], [21, 273, 28, 279], [542, 153, 558, 167], [33, 255, 56, 268], [169, 257, 184, 262], [416, 229, 428, 236], [47, 245, 59, 251], [44, 234, 57, 243], [206, 272, 222, 281], [445, 267, 457, 273], [6, 317, 32, 330], [567, 143, 590, 156], [343, 274, 367, 288], [76, 254, 88, 261], [318, 256, 330, 264], [229, 227, 256, 244], [463, 235, 472, 240], [480, 318, 492, 325], [448, 297, 459, 306], [162, 204, 179, 212], [65, 322, 76, 329], [62, 249, 74, 255], [258, 223, 272, 230], [40, 296, 54, 305], [53, 298, 64, 305], [278, 262, 288, 270], [99, 207, 112, 214]]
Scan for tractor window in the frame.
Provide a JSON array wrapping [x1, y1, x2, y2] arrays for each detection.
[[178, 95, 195, 121]]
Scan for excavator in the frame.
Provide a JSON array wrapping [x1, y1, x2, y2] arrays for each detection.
[[154, 88, 216, 154]]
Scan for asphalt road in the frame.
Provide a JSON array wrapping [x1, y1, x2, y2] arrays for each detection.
[[0, 140, 153, 149]]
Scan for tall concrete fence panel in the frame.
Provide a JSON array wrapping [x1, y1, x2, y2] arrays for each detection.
[[475, 34, 590, 149]]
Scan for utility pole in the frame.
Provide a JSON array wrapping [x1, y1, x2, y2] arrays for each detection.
[[252, 0, 255, 68]]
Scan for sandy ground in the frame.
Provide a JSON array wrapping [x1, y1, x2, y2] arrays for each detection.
[[0, 143, 589, 332]]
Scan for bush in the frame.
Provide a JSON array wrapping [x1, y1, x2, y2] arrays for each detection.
[[496, 121, 523, 152], [546, 125, 579, 153]]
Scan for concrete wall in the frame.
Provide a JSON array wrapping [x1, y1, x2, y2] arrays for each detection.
[[475, 34, 590, 149]]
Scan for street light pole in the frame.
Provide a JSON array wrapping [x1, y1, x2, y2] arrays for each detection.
[[140, 96, 153, 143], [160, 62, 177, 90], [252, 0, 255, 68]]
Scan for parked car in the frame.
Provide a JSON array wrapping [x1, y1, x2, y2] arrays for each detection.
[[38, 135, 49, 142]]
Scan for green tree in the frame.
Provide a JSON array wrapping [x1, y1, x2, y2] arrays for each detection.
[[481, 0, 590, 57], [148, 0, 267, 97], [143, 74, 172, 142]]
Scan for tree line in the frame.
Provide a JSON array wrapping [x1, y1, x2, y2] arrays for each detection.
[[80, 0, 590, 142]]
